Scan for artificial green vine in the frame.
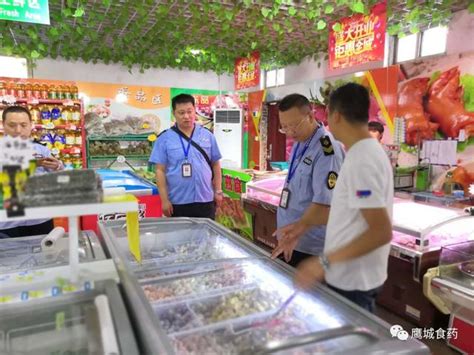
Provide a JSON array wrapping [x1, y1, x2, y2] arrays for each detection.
[[0, 0, 468, 74]]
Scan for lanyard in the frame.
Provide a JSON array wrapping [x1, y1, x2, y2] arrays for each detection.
[[178, 127, 195, 160], [287, 127, 318, 183]]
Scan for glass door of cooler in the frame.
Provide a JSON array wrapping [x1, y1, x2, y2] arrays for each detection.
[[0, 231, 105, 274], [101, 218, 429, 354], [0, 280, 138, 355]]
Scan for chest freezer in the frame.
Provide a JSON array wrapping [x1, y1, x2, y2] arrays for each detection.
[[0, 280, 139, 355], [100, 218, 429, 355], [0, 231, 104, 274]]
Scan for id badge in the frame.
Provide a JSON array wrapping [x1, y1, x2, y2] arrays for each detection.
[[182, 163, 192, 177], [279, 188, 291, 209]]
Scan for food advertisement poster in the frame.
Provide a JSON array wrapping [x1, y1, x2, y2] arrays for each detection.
[[234, 51, 261, 90], [396, 52, 474, 194], [216, 168, 253, 240], [77, 81, 170, 137], [329, 1, 386, 70]]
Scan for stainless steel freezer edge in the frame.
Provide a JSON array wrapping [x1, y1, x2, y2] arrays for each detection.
[[100, 217, 430, 354]]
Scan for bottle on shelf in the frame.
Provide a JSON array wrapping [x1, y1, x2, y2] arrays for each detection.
[[40, 105, 52, 125], [63, 84, 71, 100], [65, 131, 75, 146], [7, 81, 16, 96], [63, 153, 73, 170], [57, 85, 64, 100], [51, 105, 62, 126], [16, 82, 25, 98], [40, 84, 49, 100], [30, 104, 41, 124], [75, 131, 82, 146], [71, 84, 79, 100], [25, 83, 33, 99], [48, 84, 57, 100], [71, 105, 81, 124], [72, 153, 82, 169], [32, 82, 41, 99], [62, 106, 72, 124]]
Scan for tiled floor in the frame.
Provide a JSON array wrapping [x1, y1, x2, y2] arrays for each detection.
[[375, 306, 460, 355]]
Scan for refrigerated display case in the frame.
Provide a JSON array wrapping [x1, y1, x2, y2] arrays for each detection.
[[81, 169, 162, 233], [428, 241, 474, 354], [0, 280, 139, 354], [378, 196, 474, 328], [0, 231, 104, 274], [100, 218, 429, 355], [243, 176, 285, 250]]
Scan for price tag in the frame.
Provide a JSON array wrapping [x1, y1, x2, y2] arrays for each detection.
[[27, 98, 40, 105], [0, 136, 35, 170], [63, 100, 74, 107], [45, 122, 55, 130]]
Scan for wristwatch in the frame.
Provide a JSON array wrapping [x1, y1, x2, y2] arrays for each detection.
[[318, 254, 331, 271], [215, 190, 223, 195]]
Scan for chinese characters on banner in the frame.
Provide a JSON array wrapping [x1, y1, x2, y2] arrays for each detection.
[[234, 52, 260, 90], [329, 1, 386, 70], [0, 0, 49, 25], [224, 175, 243, 194]]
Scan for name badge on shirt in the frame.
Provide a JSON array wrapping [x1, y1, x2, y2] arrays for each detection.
[[279, 188, 291, 209], [182, 163, 192, 177]]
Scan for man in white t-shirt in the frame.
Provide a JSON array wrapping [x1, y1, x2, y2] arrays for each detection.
[[295, 83, 393, 312]]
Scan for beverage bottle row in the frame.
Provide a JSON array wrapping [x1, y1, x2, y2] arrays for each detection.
[[0, 81, 79, 100]]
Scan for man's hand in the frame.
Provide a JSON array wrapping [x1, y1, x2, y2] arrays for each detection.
[[271, 234, 300, 262], [272, 220, 311, 242], [161, 198, 173, 217], [214, 191, 223, 207], [294, 256, 325, 290], [37, 157, 62, 171]]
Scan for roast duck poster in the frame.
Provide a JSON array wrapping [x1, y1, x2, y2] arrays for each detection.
[[397, 51, 474, 194]]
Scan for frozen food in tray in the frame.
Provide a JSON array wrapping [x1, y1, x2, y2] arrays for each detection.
[[111, 222, 251, 268], [142, 262, 257, 303], [169, 293, 353, 354], [0, 233, 100, 274]]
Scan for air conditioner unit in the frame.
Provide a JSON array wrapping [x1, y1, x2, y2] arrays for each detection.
[[213, 109, 243, 169]]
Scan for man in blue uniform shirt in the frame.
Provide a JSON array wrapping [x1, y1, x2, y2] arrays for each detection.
[[271, 94, 344, 267], [149, 94, 222, 219], [0, 106, 63, 238]]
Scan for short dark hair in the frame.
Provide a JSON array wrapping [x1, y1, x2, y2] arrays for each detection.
[[278, 93, 311, 113], [172, 94, 195, 111], [2, 105, 31, 122], [328, 83, 370, 124], [368, 121, 384, 135]]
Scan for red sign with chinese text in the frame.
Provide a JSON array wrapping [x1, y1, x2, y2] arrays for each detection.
[[329, 2, 386, 70], [234, 52, 260, 90]]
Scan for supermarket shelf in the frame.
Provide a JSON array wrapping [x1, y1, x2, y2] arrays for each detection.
[[90, 155, 150, 161], [88, 134, 151, 141], [14, 98, 81, 105], [0, 200, 138, 222], [35, 124, 83, 131]]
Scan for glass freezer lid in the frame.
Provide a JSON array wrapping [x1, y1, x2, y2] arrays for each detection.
[[393, 200, 467, 237], [0, 232, 100, 274], [106, 220, 251, 268]]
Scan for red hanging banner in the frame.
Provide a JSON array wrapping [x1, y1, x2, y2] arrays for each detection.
[[329, 1, 386, 70], [234, 52, 261, 90]]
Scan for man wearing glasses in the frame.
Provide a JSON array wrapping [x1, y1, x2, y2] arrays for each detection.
[[271, 94, 344, 267]]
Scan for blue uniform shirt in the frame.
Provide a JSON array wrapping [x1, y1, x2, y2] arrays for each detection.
[[277, 126, 344, 255], [149, 124, 222, 205]]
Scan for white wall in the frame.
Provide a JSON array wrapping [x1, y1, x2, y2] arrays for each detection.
[[32, 58, 235, 91], [447, 10, 474, 55]]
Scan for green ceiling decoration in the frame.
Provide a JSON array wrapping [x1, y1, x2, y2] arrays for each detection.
[[0, 0, 470, 74]]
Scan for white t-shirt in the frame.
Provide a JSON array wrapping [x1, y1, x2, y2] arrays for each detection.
[[324, 138, 393, 291]]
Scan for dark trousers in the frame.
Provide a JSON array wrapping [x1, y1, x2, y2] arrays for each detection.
[[287, 250, 314, 268], [0, 219, 55, 238], [172, 202, 216, 220], [327, 283, 382, 313]]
